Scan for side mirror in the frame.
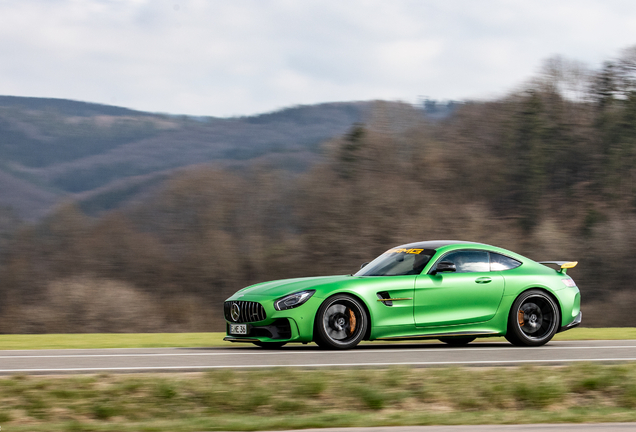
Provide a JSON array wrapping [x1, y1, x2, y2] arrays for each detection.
[[360, 262, 369, 269], [432, 261, 456, 275]]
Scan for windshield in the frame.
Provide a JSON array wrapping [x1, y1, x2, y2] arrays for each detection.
[[354, 247, 435, 276]]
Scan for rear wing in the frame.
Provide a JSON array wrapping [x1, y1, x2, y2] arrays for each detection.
[[538, 261, 578, 274]]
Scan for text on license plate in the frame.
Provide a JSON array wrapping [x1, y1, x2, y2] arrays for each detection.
[[230, 324, 247, 335]]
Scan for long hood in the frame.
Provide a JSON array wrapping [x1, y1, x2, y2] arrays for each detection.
[[227, 275, 352, 300]]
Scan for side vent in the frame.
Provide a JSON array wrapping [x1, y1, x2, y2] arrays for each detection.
[[377, 291, 393, 307]]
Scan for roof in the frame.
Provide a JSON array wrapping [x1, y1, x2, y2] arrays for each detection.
[[395, 240, 486, 251]]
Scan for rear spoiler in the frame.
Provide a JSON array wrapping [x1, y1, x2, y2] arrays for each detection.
[[538, 261, 578, 274]]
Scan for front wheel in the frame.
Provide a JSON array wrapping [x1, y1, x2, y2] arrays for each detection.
[[314, 294, 367, 349], [505, 289, 560, 347]]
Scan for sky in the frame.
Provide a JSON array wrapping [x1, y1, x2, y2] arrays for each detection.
[[1, 0, 636, 117]]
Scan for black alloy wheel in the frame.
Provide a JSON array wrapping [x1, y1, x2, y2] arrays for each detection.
[[506, 289, 560, 346], [314, 294, 367, 349], [438, 336, 476, 345]]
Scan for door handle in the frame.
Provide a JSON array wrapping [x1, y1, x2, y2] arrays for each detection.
[[475, 277, 492, 284]]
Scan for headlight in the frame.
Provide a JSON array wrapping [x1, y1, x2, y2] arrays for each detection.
[[274, 290, 315, 311]]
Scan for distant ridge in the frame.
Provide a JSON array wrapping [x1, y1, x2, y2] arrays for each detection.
[[0, 95, 145, 117], [0, 95, 375, 220]]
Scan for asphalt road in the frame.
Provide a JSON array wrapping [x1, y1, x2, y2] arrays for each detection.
[[1, 339, 636, 374]]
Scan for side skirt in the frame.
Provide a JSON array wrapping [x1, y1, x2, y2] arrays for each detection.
[[375, 330, 500, 341]]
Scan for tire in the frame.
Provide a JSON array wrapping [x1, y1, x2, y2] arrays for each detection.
[[253, 342, 287, 349], [314, 294, 368, 349], [505, 289, 560, 347], [438, 337, 476, 345]]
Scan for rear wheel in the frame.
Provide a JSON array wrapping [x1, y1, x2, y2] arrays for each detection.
[[253, 342, 287, 349], [505, 289, 560, 346], [438, 337, 476, 345], [314, 294, 367, 349]]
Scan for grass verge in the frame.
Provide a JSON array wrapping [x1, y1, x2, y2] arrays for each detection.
[[553, 327, 636, 340], [0, 333, 227, 350], [1, 364, 636, 431], [0, 327, 635, 350]]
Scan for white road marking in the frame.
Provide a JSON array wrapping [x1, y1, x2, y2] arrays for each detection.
[[1, 345, 636, 359], [2, 357, 636, 373]]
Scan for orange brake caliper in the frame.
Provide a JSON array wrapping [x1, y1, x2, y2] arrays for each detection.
[[518, 310, 525, 327], [348, 308, 357, 335]]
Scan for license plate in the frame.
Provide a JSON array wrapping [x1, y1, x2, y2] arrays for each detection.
[[229, 324, 247, 335]]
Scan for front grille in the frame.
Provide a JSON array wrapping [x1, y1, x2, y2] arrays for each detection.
[[224, 301, 267, 323]]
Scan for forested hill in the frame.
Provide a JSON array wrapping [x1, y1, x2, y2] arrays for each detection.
[[0, 96, 371, 220], [1, 48, 636, 333]]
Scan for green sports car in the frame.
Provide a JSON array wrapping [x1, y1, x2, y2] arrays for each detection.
[[224, 240, 581, 349]]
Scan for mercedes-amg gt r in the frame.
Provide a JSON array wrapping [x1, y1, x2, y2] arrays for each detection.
[[224, 241, 581, 349]]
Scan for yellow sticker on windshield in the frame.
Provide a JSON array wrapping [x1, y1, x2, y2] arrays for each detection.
[[386, 248, 424, 255]]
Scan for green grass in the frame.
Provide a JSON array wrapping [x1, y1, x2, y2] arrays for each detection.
[[0, 327, 634, 350], [553, 327, 636, 340], [2, 364, 636, 430], [0, 333, 227, 350]]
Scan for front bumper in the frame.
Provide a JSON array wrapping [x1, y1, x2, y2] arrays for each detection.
[[558, 311, 582, 333], [224, 318, 293, 343], [223, 295, 321, 343]]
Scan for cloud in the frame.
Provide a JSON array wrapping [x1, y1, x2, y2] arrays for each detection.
[[1, 0, 635, 116]]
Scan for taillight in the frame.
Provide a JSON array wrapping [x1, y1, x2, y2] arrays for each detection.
[[562, 277, 576, 288]]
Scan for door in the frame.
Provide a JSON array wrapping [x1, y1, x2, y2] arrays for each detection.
[[414, 250, 505, 327]]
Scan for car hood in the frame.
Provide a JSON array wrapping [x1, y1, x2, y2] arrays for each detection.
[[227, 275, 353, 300]]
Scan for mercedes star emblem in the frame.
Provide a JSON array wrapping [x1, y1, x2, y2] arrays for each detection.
[[231, 303, 241, 322]]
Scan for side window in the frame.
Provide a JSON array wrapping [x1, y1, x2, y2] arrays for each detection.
[[490, 253, 522, 271], [439, 250, 489, 273], [382, 253, 425, 276]]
